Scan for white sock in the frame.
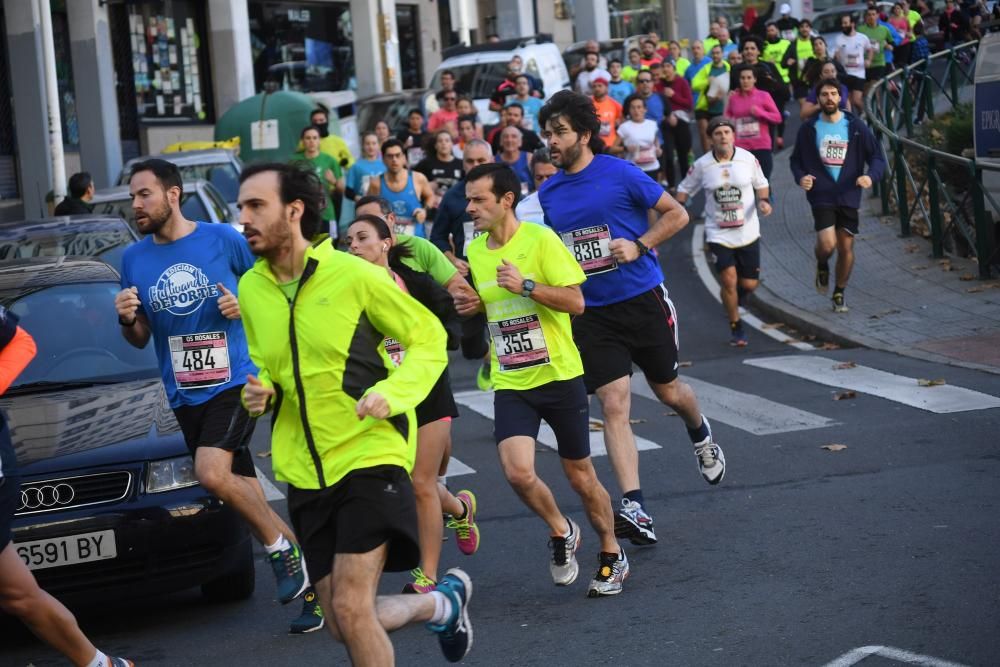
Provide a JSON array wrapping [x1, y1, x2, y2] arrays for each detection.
[[85, 650, 108, 667], [429, 590, 453, 625], [264, 535, 290, 554]]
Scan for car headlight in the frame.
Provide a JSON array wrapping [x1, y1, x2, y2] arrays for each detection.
[[147, 455, 198, 493]]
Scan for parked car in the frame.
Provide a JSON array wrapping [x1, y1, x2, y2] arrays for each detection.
[[0, 216, 137, 272], [562, 38, 625, 77], [814, 3, 896, 51], [91, 179, 238, 232], [356, 88, 435, 135], [118, 149, 243, 221], [430, 35, 571, 125], [3, 257, 254, 606]]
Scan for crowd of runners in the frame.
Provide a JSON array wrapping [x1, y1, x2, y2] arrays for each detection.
[[0, 1, 937, 664]]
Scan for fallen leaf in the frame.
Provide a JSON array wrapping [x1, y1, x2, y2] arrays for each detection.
[[833, 361, 857, 370], [822, 444, 848, 451], [918, 378, 947, 387], [588, 419, 604, 432], [678, 361, 693, 368], [803, 334, 817, 341], [821, 342, 841, 350], [761, 322, 781, 329], [910, 264, 929, 270], [256, 450, 271, 458], [833, 390, 857, 400], [663, 411, 678, 416], [966, 286, 984, 293], [959, 274, 975, 281], [629, 418, 647, 425], [903, 243, 920, 253], [869, 308, 901, 319], [937, 259, 951, 265]]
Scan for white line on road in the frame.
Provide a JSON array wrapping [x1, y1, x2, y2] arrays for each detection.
[[255, 465, 285, 501], [632, 373, 837, 435], [442, 457, 476, 478], [691, 222, 814, 351], [744, 355, 1000, 414], [453, 389, 661, 456], [823, 645, 969, 667]]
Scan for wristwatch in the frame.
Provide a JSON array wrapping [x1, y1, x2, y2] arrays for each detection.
[[521, 279, 536, 298]]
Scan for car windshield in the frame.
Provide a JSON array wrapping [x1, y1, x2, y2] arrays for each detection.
[[6, 282, 159, 388], [814, 11, 855, 34], [430, 62, 509, 99], [358, 96, 423, 133], [92, 192, 211, 228], [117, 161, 241, 203], [0, 223, 132, 272]]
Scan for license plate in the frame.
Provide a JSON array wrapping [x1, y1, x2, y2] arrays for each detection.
[[15, 530, 117, 571]]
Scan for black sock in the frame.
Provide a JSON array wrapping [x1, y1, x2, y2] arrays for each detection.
[[818, 260, 829, 271], [833, 286, 845, 297], [624, 489, 644, 508], [730, 319, 743, 332], [455, 499, 468, 520], [687, 417, 710, 443], [737, 285, 749, 307]]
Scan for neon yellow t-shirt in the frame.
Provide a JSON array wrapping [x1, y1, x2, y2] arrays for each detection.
[[467, 221, 586, 391]]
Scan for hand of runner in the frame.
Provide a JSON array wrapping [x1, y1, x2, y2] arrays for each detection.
[[217, 283, 240, 320], [115, 286, 141, 323], [453, 291, 484, 316], [356, 392, 390, 420], [244, 374, 274, 416], [758, 200, 773, 216], [799, 174, 815, 191], [856, 175, 873, 189], [609, 238, 640, 263], [496, 259, 524, 294], [414, 208, 428, 223], [451, 257, 470, 276]]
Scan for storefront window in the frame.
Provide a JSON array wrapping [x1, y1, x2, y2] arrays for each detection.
[[609, 0, 662, 39], [51, 1, 78, 148], [396, 5, 422, 90], [249, 2, 355, 93], [110, 0, 214, 124]]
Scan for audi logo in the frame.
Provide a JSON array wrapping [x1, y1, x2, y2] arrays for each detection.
[[17, 483, 76, 511]]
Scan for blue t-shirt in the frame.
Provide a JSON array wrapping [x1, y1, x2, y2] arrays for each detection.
[[539, 154, 666, 306], [642, 93, 667, 125], [815, 115, 850, 182], [120, 222, 257, 408], [507, 96, 544, 132], [608, 80, 635, 106], [345, 158, 385, 197]]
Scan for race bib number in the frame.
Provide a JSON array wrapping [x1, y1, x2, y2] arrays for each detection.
[[489, 314, 549, 371], [714, 186, 745, 228], [781, 29, 796, 41], [600, 121, 612, 137], [561, 224, 617, 276], [383, 337, 405, 367], [394, 219, 417, 236], [169, 332, 231, 389], [463, 221, 483, 253], [820, 136, 849, 166], [736, 117, 760, 140], [846, 52, 861, 68]]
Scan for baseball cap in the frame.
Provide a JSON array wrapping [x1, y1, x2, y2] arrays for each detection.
[[590, 68, 611, 85], [780, 3, 792, 14], [707, 117, 736, 134]]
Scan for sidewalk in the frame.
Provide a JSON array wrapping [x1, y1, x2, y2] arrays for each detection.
[[749, 148, 1000, 375]]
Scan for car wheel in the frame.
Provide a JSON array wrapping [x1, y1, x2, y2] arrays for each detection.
[[201, 540, 255, 602]]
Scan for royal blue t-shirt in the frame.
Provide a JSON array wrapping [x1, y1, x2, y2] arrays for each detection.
[[539, 154, 666, 306], [120, 222, 257, 408]]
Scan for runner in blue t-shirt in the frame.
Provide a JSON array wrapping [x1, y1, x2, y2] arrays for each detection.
[[538, 91, 727, 547], [114, 159, 321, 634]]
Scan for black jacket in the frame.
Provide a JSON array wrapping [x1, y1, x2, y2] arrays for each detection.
[[390, 262, 461, 352]]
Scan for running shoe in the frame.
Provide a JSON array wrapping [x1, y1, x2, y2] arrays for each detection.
[[549, 517, 581, 586], [730, 327, 749, 347], [475, 363, 493, 391], [815, 264, 830, 294], [269, 542, 309, 604], [427, 568, 473, 663], [614, 498, 658, 545], [832, 292, 849, 313], [447, 490, 480, 555], [289, 586, 325, 634], [587, 550, 630, 597], [108, 659, 135, 667], [693, 416, 726, 485], [402, 567, 437, 594]]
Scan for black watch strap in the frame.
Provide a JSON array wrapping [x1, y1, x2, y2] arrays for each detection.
[[635, 239, 650, 256], [118, 315, 137, 327]]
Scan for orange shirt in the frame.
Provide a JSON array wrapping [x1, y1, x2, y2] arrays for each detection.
[[592, 96, 622, 148]]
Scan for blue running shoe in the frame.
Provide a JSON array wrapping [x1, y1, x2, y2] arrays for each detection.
[[427, 568, 473, 663], [269, 542, 309, 604]]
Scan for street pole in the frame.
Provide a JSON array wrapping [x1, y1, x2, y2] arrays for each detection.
[[38, 0, 65, 207], [378, 0, 401, 92]]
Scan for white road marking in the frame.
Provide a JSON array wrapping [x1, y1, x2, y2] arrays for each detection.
[[442, 457, 476, 478], [823, 645, 969, 667], [632, 373, 837, 435], [453, 389, 661, 456], [744, 355, 1000, 414], [255, 465, 285, 501], [691, 222, 814, 351]]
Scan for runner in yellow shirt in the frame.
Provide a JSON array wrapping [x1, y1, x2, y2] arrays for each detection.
[[456, 163, 629, 597]]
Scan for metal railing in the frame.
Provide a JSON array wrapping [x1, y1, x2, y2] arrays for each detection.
[[865, 40, 999, 279]]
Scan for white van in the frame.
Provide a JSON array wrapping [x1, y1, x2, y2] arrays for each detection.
[[430, 35, 571, 126]]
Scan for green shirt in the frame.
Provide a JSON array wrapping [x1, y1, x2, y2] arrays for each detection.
[[295, 151, 342, 222], [857, 23, 892, 68], [467, 221, 586, 391], [397, 234, 458, 286]]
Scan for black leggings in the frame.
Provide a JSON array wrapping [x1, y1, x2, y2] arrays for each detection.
[[662, 119, 693, 189]]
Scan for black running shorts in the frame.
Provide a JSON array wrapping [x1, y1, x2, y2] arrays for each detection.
[[843, 74, 866, 92], [709, 239, 761, 280], [416, 368, 459, 427], [172, 385, 257, 478], [287, 465, 420, 581], [493, 377, 591, 460], [572, 285, 680, 393], [813, 206, 860, 236]]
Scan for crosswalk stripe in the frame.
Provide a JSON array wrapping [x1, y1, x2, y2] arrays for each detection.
[[743, 355, 1000, 414], [632, 373, 837, 435], [453, 389, 662, 456], [255, 465, 286, 501], [442, 457, 476, 478]]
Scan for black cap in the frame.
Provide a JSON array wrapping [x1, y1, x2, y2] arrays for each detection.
[[707, 117, 736, 134]]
